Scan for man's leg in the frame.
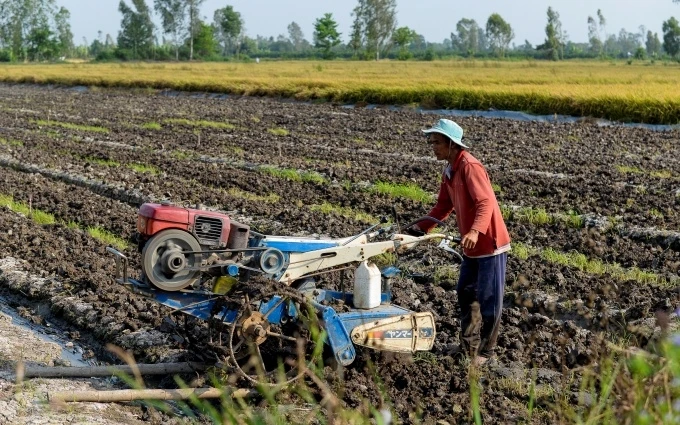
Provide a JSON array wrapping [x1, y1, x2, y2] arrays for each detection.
[[457, 256, 481, 356], [476, 252, 507, 358]]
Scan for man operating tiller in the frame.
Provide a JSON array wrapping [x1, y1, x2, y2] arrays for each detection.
[[407, 118, 511, 366]]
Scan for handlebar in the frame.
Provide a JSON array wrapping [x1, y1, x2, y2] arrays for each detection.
[[399, 215, 448, 234], [351, 214, 462, 259]]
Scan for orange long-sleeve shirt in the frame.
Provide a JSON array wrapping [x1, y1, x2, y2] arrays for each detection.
[[420, 151, 511, 258]]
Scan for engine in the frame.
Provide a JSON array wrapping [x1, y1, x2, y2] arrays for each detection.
[[137, 201, 250, 291]]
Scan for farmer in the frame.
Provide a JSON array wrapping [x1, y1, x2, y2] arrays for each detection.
[[407, 118, 511, 366]]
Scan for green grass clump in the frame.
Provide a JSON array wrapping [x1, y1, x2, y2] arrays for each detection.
[[141, 122, 162, 130], [650, 169, 673, 179], [509, 241, 533, 260], [0, 194, 55, 225], [0, 137, 23, 147], [259, 165, 327, 184], [649, 208, 664, 219], [0, 194, 16, 209], [163, 118, 235, 129], [300, 171, 328, 185], [310, 202, 376, 224], [370, 252, 398, 268], [127, 163, 160, 175], [170, 150, 194, 160], [229, 146, 245, 156], [520, 245, 675, 287], [30, 209, 56, 225], [65, 220, 80, 230], [372, 181, 434, 203], [615, 165, 644, 174], [501, 205, 585, 229], [500, 204, 514, 221], [33, 119, 109, 133], [615, 165, 673, 179], [12, 201, 31, 216], [268, 127, 289, 136], [259, 165, 301, 181], [434, 265, 460, 284], [412, 351, 438, 365], [87, 226, 129, 250], [513, 207, 553, 226], [561, 210, 585, 228]]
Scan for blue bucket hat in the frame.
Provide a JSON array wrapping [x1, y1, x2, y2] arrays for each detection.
[[422, 119, 468, 149]]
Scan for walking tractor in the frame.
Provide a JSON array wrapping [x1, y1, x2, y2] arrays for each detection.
[[108, 201, 460, 384]]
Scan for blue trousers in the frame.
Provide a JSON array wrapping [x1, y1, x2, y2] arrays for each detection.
[[456, 252, 507, 357]]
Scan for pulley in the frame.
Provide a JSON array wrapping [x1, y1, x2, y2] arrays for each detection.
[[259, 248, 286, 275]]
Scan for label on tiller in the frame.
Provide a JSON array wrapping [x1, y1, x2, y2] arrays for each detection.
[[351, 312, 436, 352]]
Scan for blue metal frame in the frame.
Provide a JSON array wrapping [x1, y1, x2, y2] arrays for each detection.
[[257, 237, 338, 253], [117, 269, 421, 367]]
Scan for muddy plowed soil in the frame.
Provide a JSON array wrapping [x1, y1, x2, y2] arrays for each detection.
[[0, 84, 679, 424]]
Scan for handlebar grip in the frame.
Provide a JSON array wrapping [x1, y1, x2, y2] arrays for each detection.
[[451, 236, 462, 244]]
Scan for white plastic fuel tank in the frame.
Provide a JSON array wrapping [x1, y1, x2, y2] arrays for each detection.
[[354, 261, 382, 309]]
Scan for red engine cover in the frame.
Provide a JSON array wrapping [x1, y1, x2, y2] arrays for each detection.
[[138, 202, 231, 246]]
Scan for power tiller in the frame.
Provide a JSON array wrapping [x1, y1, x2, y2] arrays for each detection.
[[108, 201, 459, 384]]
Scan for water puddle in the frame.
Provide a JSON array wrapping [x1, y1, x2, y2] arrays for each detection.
[[0, 295, 91, 367]]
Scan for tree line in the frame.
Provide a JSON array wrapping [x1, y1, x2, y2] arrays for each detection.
[[2, 0, 680, 62]]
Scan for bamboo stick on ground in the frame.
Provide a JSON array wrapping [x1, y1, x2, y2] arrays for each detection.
[[49, 387, 255, 403], [20, 362, 206, 380]]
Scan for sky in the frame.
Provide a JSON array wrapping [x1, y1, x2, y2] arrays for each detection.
[[59, 0, 680, 47]]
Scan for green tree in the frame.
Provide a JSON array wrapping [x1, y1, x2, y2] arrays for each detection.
[[597, 9, 607, 55], [54, 7, 73, 57], [0, 0, 59, 61], [663, 16, 680, 57], [646, 30, 661, 57], [485, 13, 514, 57], [191, 21, 216, 58], [542, 7, 563, 60], [313, 13, 341, 59], [153, 0, 186, 60], [118, 0, 155, 59], [287, 21, 306, 52], [617, 28, 640, 58], [213, 5, 242, 57], [352, 0, 397, 60], [348, 6, 364, 56], [26, 25, 58, 60], [89, 30, 114, 58], [587, 15, 603, 56], [239, 35, 256, 55], [452, 18, 479, 56], [185, 0, 205, 60], [391, 26, 416, 60]]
